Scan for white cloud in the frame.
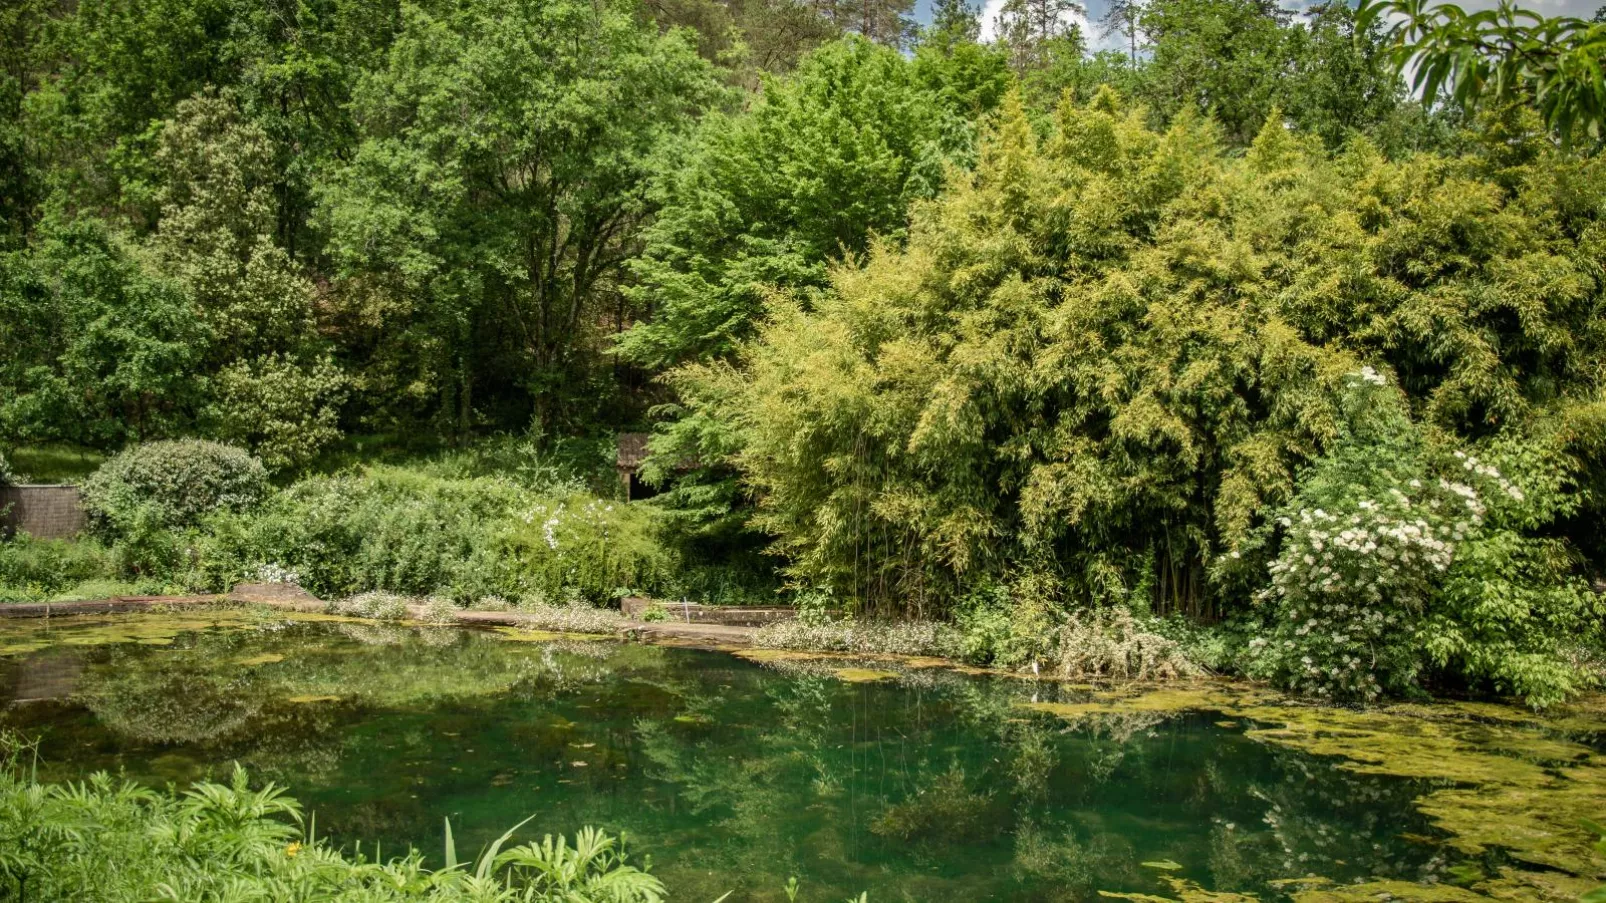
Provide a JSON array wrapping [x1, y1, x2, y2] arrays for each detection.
[[972, 0, 1606, 50], [978, 0, 1095, 44]]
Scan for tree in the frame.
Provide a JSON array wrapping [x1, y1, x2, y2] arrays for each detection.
[[318, 0, 721, 436], [617, 38, 999, 548], [0, 217, 206, 448], [1360, 0, 1606, 149], [1138, 0, 1293, 145], [993, 0, 1087, 75], [1281, 2, 1407, 150], [150, 91, 345, 470], [1101, 0, 1144, 62], [931, 0, 982, 42], [688, 88, 1606, 621], [0, 0, 50, 247], [617, 38, 977, 371]]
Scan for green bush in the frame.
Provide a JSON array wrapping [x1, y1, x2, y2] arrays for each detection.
[[0, 748, 669, 902], [81, 440, 269, 532], [1241, 371, 1602, 708], [0, 536, 122, 601], [201, 466, 676, 604]]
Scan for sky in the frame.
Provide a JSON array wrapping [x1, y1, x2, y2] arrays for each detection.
[[908, 0, 1606, 50]]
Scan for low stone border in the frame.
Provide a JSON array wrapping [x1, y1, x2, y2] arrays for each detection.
[[0, 589, 761, 646]]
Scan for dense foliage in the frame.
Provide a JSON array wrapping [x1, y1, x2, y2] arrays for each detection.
[[0, 752, 670, 902], [676, 89, 1606, 703], [2, 0, 1605, 707], [5, 451, 696, 608], [81, 440, 270, 531], [1362, 0, 1606, 149]]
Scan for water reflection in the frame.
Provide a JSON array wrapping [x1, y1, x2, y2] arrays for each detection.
[[0, 619, 1459, 901]]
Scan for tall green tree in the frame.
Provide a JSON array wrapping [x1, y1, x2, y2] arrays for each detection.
[[616, 37, 1004, 549], [617, 37, 981, 371], [1137, 0, 1292, 145], [1101, 0, 1144, 62], [149, 91, 345, 470], [0, 217, 206, 448], [993, 0, 1087, 76], [318, 0, 721, 436], [688, 88, 1606, 618]]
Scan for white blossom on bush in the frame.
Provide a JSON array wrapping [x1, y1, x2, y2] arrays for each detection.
[[255, 562, 301, 585]]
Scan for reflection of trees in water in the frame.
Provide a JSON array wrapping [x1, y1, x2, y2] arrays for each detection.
[[6, 650, 84, 703], [1234, 744, 1452, 888], [83, 645, 265, 745], [37, 625, 1468, 902], [1013, 818, 1142, 903], [1073, 710, 1167, 784], [870, 765, 993, 842], [335, 623, 416, 646]]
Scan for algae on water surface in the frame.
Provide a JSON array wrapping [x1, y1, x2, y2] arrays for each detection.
[[1028, 682, 1606, 901]]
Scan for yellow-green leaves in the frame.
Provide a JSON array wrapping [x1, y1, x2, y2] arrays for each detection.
[[694, 87, 1606, 618]]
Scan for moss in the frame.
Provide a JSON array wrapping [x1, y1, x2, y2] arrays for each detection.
[[236, 653, 285, 666], [833, 668, 899, 683], [285, 695, 342, 704], [1101, 876, 1258, 903], [1025, 682, 1606, 897], [489, 627, 611, 643], [0, 610, 364, 657], [1292, 879, 1494, 903]]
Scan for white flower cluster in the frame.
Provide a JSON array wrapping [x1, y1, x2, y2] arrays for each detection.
[[1352, 365, 1388, 387], [519, 499, 617, 553], [1452, 450, 1523, 502], [1256, 477, 1486, 701], [256, 562, 301, 585]]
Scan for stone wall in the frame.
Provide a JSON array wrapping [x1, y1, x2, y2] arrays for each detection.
[[0, 484, 88, 540]]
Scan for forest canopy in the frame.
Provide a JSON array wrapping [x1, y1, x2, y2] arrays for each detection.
[[1, 0, 1604, 703]]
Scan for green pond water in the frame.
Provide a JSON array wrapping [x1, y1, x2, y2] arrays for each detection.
[[0, 612, 1600, 903]]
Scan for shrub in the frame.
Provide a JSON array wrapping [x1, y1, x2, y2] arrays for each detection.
[[509, 600, 627, 635], [418, 596, 461, 625], [330, 590, 411, 621], [754, 618, 966, 658], [207, 467, 674, 604], [1052, 608, 1201, 681], [0, 450, 13, 485], [1241, 372, 1602, 707], [0, 746, 668, 902], [81, 440, 269, 532], [0, 535, 121, 600]]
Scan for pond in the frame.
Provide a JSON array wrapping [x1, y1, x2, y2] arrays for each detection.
[[1, 611, 1603, 903]]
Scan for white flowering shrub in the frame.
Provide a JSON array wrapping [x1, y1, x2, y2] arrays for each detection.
[[330, 590, 410, 621], [503, 494, 672, 604], [1245, 369, 1601, 707], [254, 562, 301, 585]]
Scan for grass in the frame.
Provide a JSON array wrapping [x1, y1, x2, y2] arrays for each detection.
[[4, 444, 107, 483]]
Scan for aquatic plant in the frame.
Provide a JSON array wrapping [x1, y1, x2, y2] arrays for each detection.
[[1053, 608, 1200, 681], [331, 590, 411, 621], [753, 618, 966, 658]]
